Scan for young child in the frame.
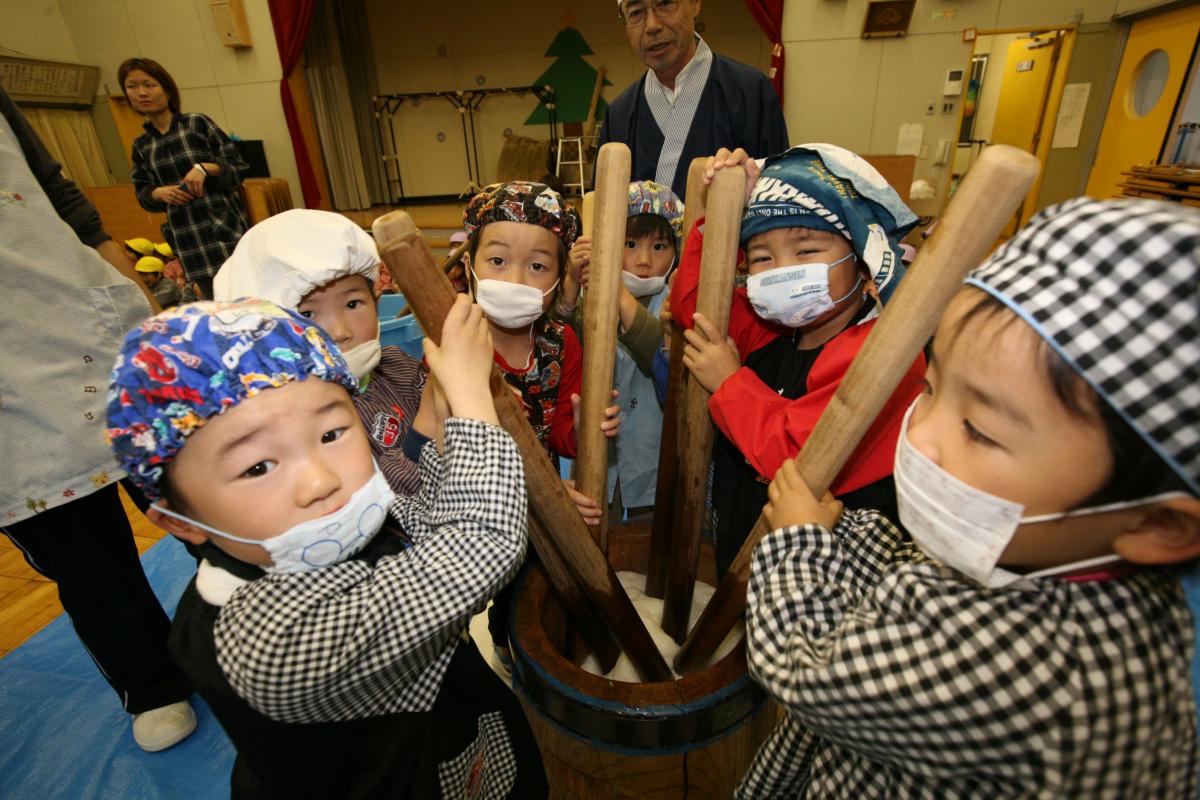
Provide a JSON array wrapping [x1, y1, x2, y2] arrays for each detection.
[[461, 181, 619, 668], [107, 296, 548, 798], [675, 144, 926, 575], [739, 198, 1200, 797], [213, 209, 426, 496], [561, 180, 684, 517], [134, 254, 182, 308]]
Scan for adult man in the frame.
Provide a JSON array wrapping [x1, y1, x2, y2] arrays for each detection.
[[598, 0, 789, 199]]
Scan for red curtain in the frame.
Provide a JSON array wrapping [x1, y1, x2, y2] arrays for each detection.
[[744, 0, 785, 106], [268, 0, 321, 208]]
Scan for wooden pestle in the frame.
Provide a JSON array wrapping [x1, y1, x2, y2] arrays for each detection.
[[645, 157, 709, 598], [372, 211, 671, 682], [576, 144, 632, 552], [660, 165, 746, 642], [672, 144, 1041, 674]]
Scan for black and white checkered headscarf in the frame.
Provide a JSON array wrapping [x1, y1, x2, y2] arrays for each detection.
[[966, 198, 1200, 495]]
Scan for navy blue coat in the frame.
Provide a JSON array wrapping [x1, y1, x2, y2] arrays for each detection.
[[597, 54, 789, 199]]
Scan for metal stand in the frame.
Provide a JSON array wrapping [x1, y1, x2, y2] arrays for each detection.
[[373, 85, 558, 204]]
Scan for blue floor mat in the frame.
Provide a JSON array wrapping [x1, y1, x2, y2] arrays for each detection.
[[0, 537, 233, 799]]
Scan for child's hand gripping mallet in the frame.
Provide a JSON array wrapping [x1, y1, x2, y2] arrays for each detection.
[[660, 164, 746, 643], [673, 144, 1042, 674], [645, 157, 710, 599], [372, 212, 672, 682], [576, 143, 632, 553]]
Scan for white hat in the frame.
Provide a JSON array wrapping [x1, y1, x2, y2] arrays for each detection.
[[213, 209, 380, 309]]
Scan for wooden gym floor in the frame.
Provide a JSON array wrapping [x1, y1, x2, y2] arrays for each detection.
[[0, 486, 165, 659]]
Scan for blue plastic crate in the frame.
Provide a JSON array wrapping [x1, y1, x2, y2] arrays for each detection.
[[376, 293, 408, 319], [379, 314, 425, 359]]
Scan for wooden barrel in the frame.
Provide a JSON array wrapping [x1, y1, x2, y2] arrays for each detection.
[[509, 520, 776, 799]]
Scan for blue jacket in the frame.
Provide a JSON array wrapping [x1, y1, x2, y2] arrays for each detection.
[[598, 53, 789, 199]]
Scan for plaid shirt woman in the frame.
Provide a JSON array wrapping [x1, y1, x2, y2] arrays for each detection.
[[131, 112, 249, 290]]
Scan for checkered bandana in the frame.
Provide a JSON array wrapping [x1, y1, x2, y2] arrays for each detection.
[[106, 299, 358, 498], [628, 180, 684, 249], [463, 181, 578, 249], [966, 197, 1200, 495], [740, 144, 918, 303]]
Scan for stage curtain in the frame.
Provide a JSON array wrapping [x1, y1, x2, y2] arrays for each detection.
[[744, 0, 785, 106], [267, 0, 321, 208]]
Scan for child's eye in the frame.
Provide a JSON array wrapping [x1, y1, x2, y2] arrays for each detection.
[[487, 256, 505, 267], [653, 242, 670, 252], [530, 262, 549, 272], [298, 309, 314, 319], [321, 427, 346, 444], [963, 419, 998, 447], [749, 255, 771, 265], [346, 299, 363, 310], [242, 461, 274, 478], [625, 240, 638, 249]]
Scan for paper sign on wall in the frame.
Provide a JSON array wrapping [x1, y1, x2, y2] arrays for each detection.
[[1051, 83, 1091, 149], [897, 123, 924, 156]]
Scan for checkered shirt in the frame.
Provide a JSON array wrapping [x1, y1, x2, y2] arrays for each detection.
[[211, 418, 527, 724], [966, 197, 1200, 495], [131, 113, 250, 282], [738, 510, 1199, 798]]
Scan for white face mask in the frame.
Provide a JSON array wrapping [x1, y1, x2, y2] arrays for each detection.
[[622, 271, 666, 298], [746, 252, 860, 328], [894, 401, 1182, 588], [341, 339, 381, 381], [155, 466, 395, 574], [470, 266, 557, 329]]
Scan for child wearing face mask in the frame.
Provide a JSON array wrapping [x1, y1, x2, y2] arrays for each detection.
[[673, 144, 927, 576], [559, 180, 683, 518], [214, 210, 427, 496], [737, 198, 1200, 798], [106, 296, 548, 798], [461, 181, 620, 672]]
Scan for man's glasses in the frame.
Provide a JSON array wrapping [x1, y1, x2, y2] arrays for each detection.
[[620, 0, 682, 28]]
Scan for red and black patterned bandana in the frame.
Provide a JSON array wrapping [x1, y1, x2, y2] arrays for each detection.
[[463, 181, 579, 249]]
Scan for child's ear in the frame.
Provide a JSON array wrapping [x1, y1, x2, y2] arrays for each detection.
[[146, 504, 209, 547], [1111, 496, 1200, 565]]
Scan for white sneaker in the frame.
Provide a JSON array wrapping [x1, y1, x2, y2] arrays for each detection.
[[132, 700, 197, 752]]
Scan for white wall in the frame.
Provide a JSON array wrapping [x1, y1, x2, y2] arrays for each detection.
[[10, 0, 303, 207], [781, 0, 1127, 210]]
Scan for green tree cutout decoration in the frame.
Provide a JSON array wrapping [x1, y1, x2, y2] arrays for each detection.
[[525, 27, 611, 125]]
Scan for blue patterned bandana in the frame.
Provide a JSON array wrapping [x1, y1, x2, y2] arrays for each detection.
[[741, 144, 918, 303], [628, 180, 684, 249], [106, 299, 358, 498]]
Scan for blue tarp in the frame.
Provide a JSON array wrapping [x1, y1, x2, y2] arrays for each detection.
[[0, 537, 232, 799]]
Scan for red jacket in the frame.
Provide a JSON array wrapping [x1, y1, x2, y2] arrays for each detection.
[[669, 218, 925, 494]]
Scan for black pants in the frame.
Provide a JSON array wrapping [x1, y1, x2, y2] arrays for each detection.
[[1, 481, 190, 714]]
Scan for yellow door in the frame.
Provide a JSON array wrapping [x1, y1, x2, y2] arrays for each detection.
[[1086, 5, 1200, 198], [991, 33, 1060, 153]]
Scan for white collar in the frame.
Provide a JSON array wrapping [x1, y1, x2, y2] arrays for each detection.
[[195, 558, 252, 606]]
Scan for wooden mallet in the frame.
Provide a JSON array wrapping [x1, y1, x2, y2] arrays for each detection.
[[645, 157, 709, 599], [673, 144, 1042, 674], [372, 211, 671, 682], [660, 164, 746, 643], [575, 143, 632, 552]]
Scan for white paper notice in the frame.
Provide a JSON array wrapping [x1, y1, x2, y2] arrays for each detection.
[[1051, 83, 1091, 149], [897, 123, 924, 156]]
